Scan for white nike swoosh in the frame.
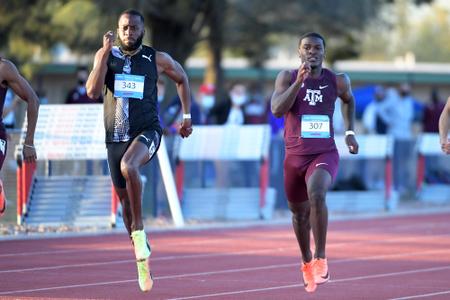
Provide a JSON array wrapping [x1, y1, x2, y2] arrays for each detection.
[[315, 163, 328, 167], [319, 85, 328, 89]]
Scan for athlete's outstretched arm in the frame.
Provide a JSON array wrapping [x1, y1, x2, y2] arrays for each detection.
[[1, 59, 40, 163], [337, 73, 358, 154], [156, 51, 192, 138], [86, 31, 114, 100], [439, 97, 450, 154], [271, 63, 311, 118]]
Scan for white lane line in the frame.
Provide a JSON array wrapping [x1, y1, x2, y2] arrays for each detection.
[[0, 238, 230, 258], [389, 289, 450, 300], [0, 279, 136, 295], [0, 259, 134, 274], [0, 217, 446, 258], [2, 243, 449, 275], [0, 247, 295, 274], [2, 229, 448, 260], [167, 284, 302, 300], [0, 263, 296, 295], [2, 251, 450, 296], [166, 265, 450, 300]]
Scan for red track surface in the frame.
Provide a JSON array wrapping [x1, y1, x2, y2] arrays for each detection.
[[1, 212, 450, 299]]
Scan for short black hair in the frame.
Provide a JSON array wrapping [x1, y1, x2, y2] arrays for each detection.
[[119, 9, 144, 23], [299, 32, 326, 48]]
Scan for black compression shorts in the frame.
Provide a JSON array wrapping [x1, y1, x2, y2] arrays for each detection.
[[106, 130, 161, 188]]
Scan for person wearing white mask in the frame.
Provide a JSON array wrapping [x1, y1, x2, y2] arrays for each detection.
[[66, 66, 102, 104], [226, 83, 247, 125]]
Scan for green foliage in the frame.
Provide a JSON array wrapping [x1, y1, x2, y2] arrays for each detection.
[[225, 0, 383, 65], [359, 0, 450, 62], [411, 3, 450, 62], [51, 0, 106, 52]]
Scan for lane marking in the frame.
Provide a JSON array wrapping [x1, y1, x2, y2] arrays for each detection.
[[389, 289, 450, 300], [0, 238, 231, 258], [0, 247, 295, 274], [167, 265, 450, 300], [2, 250, 450, 295], [2, 230, 448, 259], [2, 235, 450, 274]]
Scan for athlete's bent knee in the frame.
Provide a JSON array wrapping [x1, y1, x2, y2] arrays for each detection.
[[120, 160, 139, 180]]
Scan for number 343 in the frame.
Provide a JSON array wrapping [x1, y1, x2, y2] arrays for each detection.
[[122, 81, 136, 89]]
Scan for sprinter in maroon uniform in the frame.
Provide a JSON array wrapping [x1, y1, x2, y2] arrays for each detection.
[[0, 57, 40, 217], [271, 32, 359, 293]]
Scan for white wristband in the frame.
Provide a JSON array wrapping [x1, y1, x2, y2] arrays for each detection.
[[183, 113, 191, 119], [23, 144, 35, 149], [345, 130, 355, 136]]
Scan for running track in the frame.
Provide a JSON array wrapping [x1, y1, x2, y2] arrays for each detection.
[[1, 212, 450, 299]]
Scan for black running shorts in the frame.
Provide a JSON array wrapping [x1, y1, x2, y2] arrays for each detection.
[[106, 130, 161, 188]]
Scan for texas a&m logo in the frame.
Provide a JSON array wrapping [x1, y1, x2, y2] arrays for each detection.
[[303, 89, 323, 106]]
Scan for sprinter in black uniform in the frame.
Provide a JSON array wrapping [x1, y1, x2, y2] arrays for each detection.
[[86, 9, 192, 293], [0, 57, 39, 217]]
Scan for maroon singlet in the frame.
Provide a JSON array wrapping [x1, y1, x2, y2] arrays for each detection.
[[284, 68, 338, 155]]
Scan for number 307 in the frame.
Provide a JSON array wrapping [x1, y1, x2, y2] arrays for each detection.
[[309, 123, 323, 129]]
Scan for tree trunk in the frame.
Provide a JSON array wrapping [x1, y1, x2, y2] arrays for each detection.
[[208, 0, 226, 101], [149, 16, 197, 66]]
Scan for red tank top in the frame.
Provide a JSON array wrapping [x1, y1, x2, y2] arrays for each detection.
[[284, 68, 338, 155]]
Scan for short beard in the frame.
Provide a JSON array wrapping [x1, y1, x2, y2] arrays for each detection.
[[119, 33, 144, 52]]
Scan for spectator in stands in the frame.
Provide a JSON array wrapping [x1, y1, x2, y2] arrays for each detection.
[[422, 88, 447, 182], [225, 83, 248, 125], [244, 85, 268, 124], [362, 85, 390, 134], [160, 77, 202, 133], [66, 66, 102, 104], [67, 66, 104, 175], [198, 83, 215, 124], [207, 82, 250, 125], [386, 83, 416, 197], [423, 88, 445, 133], [207, 85, 230, 125]]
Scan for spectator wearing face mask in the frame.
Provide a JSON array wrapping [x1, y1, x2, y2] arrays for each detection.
[[244, 86, 268, 125], [66, 66, 102, 104], [159, 78, 202, 134], [197, 84, 215, 124], [226, 84, 248, 125], [207, 83, 250, 125], [66, 66, 105, 176]]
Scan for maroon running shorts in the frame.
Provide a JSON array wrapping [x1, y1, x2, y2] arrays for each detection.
[[283, 150, 339, 203]]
